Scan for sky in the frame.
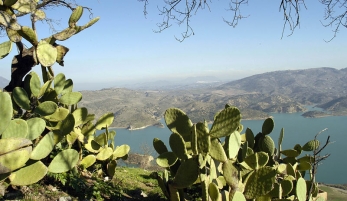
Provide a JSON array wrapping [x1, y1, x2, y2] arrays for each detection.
[[1, 1, 347, 90]]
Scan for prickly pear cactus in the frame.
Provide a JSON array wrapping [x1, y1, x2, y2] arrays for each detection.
[[0, 2, 129, 195], [153, 107, 328, 201]]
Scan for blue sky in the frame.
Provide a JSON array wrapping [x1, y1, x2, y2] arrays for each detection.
[[1, 1, 347, 90]]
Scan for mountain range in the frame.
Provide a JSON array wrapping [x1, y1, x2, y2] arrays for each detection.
[[80, 67, 347, 128]]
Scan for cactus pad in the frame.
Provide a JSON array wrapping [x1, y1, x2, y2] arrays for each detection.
[[37, 40, 57, 67], [95, 112, 114, 130], [2, 119, 28, 138], [48, 149, 79, 173], [26, 117, 45, 140], [243, 166, 276, 199], [153, 138, 168, 155], [30, 132, 54, 160], [9, 161, 47, 186], [0, 92, 13, 134], [170, 132, 189, 160], [164, 108, 193, 141], [262, 118, 274, 135], [173, 157, 199, 188], [0, 40, 12, 59], [296, 178, 307, 201], [210, 107, 241, 138], [302, 140, 320, 151], [112, 144, 130, 159], [96, 147, 113, 161], [209, 138, 227, 162]]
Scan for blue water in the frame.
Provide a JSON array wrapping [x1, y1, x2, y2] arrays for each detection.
[[110, 113, 347, 184]]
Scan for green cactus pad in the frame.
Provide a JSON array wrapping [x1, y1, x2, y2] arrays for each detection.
[[6, 28, 22, 42], [196, 122, 210, 155], [34, 101, 57, 116], [94, 133, 107, 146], [72, 107, 88, 126], [59, 113, 75, 136], [298, 155, 314, 164], [66, 131, 78, 146], [225, 131, 241, 159], [61, 79, 73, 94], [230, 191, 246, 201], [297, 161, 311, 171], [9, 161, 48, 186], [156, 152, 178, 168], [0, 146, 32, 174], [282, 156, 297, 165], [286, 163, 296, 177], [75, 17, 100, 33], [113, 144, 130, 159], [12, 87, 30, 110], [0, 92, 12, 134], [281, 149, 300, 158], [84, 138, 101, 153], [54, 73, 66, 94], [0, 138, 32, 155], [0, 11, 20, 30], [262, 118, 274, 135], [48, 149, 79, 173], [170, 132, 189, 160], [33, 9, 45, 21], [0, 40, 12, 59], [173, 157, 199, 188], [30, 132, 54, 160], [209, 138, 227, 162], [277, 163, 287, 173], [244, 152, 269, 170], [18, 26, 38, 46], [302, 140, 320, 151], [11, 0, 37, 13], [261, 135, 275, 156], [37, 40, 57, 67], [153, 138, 168, 155], [96, 147, 113, 161], [296, 178, 307, 201], [53, 27, 77, 41], [59, 91, 82, 105], [245, 128, 255, 148], [210, 107, 241, 138], [164, 108, 193, 141], [38, 80, 52, 98], [244, 166, 276, 199], [95, 112, 114, 130], [69, 6, 83, 27], [282, 179, 293, 196], [28, 71, 41, 97], [208, 182, 220, 201], [2, 119, 28, 139], [45, 108, 69, 122], [107, 160, 117, 178], [4, 0, 18, 7], [222, 159, 239, 188], [81, 121, 96, 136]]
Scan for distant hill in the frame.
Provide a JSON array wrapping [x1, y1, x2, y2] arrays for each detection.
[[80, 67, 347, 128], [217, 67, 347, 104], [0, 76, 9, 89]]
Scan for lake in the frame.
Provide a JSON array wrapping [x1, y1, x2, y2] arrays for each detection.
[[110, 111, 347, 184]]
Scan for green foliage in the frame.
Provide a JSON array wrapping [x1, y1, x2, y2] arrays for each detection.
[[153, 106, 328, 201], [0, 2, 130, 197]]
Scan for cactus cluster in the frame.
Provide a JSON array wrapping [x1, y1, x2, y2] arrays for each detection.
[[153, 105, 327, 201], [0, 0, 130, 194], [0, 72, 130, 187]]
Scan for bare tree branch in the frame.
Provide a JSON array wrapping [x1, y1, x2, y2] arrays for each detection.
[[320, 0, 347, 41], [223, 0, 249, 28]]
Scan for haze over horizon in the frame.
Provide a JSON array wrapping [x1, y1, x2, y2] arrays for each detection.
[[1, 1, 347, 91]]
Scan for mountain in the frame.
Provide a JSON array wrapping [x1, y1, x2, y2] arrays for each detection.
[[217, 67, 347, 104], [80, 67, 347, 128], [0, 76, 9, 89]]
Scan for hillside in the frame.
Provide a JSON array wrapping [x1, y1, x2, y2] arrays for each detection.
[[218, 67, 347, 104], [80, 67, 347, 129]]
